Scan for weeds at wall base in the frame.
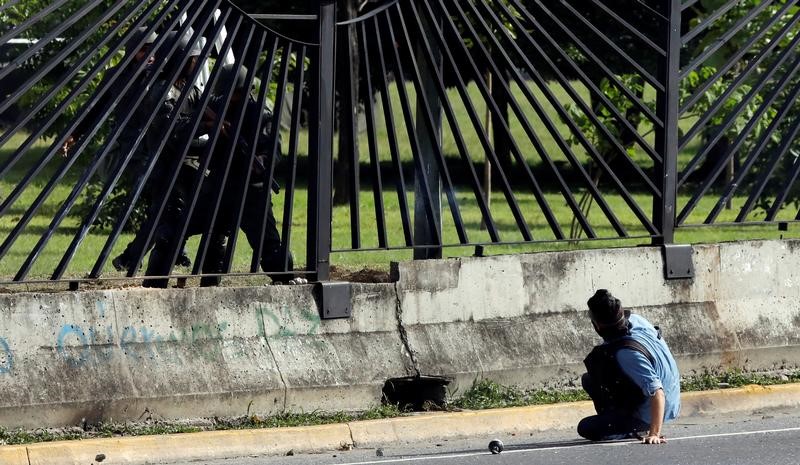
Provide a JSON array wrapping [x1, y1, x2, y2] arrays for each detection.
[[1, 370, 798, 446]]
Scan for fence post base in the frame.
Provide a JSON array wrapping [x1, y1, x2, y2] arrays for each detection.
[[661, 244, 694, 280]]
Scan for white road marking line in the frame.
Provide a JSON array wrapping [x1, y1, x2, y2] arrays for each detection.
[[335, 426, 800, 465]]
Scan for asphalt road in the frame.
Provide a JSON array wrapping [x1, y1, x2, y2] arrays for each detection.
[[174, 406, 800, 465]]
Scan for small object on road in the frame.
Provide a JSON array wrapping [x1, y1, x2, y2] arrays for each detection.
[[376, 448, 384, 457], [488, 439, 504, 454], [95, 453, 106, 462]]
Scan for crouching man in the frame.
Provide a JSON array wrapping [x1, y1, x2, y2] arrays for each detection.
[[578, 289, 681, 444]]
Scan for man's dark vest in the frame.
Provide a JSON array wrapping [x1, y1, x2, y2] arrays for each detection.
[[583, 337, 656, 413]]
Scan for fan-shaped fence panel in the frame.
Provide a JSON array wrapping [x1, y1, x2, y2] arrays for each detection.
[[0, 0, 320, 285], [676, 0, 800, 227], [2, 0, 799, 286], [330, 0, 673, 258]]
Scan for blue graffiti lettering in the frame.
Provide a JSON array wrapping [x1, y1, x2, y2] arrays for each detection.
[[0, 337, 14, 374], [57, 325, 90, 367], [119, 326, 138, 359]]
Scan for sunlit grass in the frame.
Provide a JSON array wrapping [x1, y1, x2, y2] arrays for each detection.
[[2, 78, 799, 282]]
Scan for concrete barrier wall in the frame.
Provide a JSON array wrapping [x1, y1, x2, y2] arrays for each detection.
[[0, 240, 798, 428]]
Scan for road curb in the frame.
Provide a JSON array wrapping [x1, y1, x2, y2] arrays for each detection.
[[2, 383, 800, 465]]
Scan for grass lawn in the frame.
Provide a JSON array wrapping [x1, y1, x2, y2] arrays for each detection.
[[2, 79, 799, 283]]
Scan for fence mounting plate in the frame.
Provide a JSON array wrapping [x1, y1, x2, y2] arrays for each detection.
[[316, 282, 352, 320], [661, 244, 694, 280]]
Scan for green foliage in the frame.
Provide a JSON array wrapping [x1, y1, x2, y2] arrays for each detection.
[[681, 66, 775, 143], [452, 378, 589, 410], [681, 369, 800, 392], [73, 181, 149, 232], [565, 74, 648, 160]]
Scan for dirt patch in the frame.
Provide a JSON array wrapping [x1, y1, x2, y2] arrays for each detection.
[[330, 265, 392, 283]]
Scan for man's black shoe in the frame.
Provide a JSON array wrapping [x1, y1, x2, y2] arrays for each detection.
[[112, 255, 128, 272], [175, 251, 192, 267]]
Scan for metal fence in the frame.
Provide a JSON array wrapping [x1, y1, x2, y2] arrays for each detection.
[[0, 0, 798, 286]]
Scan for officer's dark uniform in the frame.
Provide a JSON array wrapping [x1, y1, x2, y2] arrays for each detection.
[[113, 31, 203, 275], [199, 65, 292, 285]]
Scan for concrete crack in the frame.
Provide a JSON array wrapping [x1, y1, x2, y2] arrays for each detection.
[[393, 282, 419, 377], [258, 307, 288, 412]]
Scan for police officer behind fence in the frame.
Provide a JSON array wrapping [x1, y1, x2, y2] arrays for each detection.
[[199, 63, 299, 285], [115, 30, 206, 276], [578, 289, 681, 444]]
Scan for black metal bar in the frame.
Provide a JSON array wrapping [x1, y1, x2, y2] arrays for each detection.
[[221, 35, 276, 276], [0, 2, 189, 262], [339, 16, 362, 250], [677, 52, 800, 225], [193, 24, 259, 278], [0, 0, 73, 46], [682, 0, 701, 12], [767, 156, 800, 221], [501, 0, 658, 235], [588, 0, 666, 56], [0, 0, 106, 83], [89, 1, 226, 278], [677, 30, 800, 185], [279, 46, 308, 272], [681, 0, 741, 44], [0, 0, 139, 114], [359, 22, 389, 248], [381, 12, 444, 247], [415, 1, 532, 241], [680, 0, 774, 78], [557, 0, 664, 92], [306, 0, 336, 281], [653, 0, 682, 243], [680, 4, 799, 111], [125, 5, 235, 278], [250, 14, 318, 20], [54, 6, 226, 280], [678, 19, 800, 155], [401, 3, 500, 242], [408, 13, 448, 256], [336, 0, 399, 26], [430, 0, 543, 241], [510, 0, 663, 162], [330, 234, 655, 254], [371, 16, 413, 246], [253, 41, 293, 273], [705, 79, 800, 224], [737, 116, 800, 223]]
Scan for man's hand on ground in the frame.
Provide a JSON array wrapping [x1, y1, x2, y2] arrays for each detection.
[[642, 434, 666, 444]]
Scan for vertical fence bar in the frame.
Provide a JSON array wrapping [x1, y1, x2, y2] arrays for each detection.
[[413, 9, 443, 260], [307, 0, 336, 281], [654, 0, 682, 245]]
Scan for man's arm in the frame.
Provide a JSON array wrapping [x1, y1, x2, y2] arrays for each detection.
[[643, 388, 666, 444]]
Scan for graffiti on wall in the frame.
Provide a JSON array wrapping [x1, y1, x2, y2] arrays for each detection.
[[54, 301, 322, 367], [56, 320, 231, 367], [0, 337, 13, 374], [257, 305, 321, 339]]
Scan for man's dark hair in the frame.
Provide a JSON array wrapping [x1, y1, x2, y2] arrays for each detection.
[[587, 289, 624, 328]]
